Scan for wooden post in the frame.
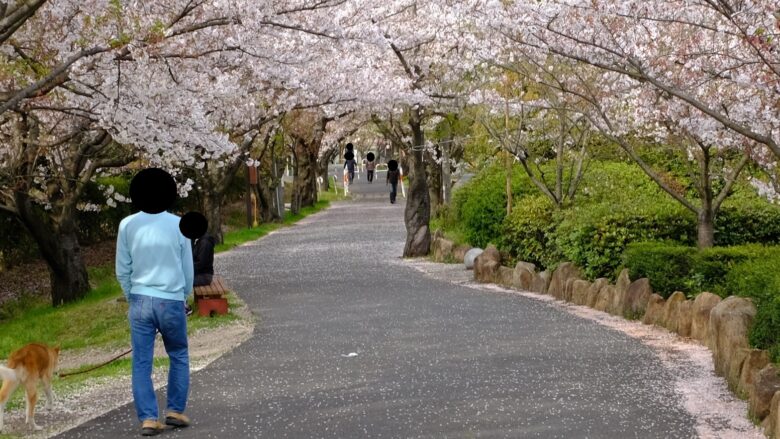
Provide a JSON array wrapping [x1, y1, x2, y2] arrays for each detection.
[[505, 98, 513, 216], [245, 165, 253, 228]]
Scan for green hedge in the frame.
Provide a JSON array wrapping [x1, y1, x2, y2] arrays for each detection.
[[554, 203, 695, 279], [621, 242, 769, 298], [723, 253, 780, 361], [621, 242, 697, 297], [623, 242, 780, 361], [501, 195, 561, 268], [455, 161, 780, 280], [452, 163, 528, 248]]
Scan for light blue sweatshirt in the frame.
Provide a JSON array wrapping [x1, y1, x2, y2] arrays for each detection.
[[116, 211, 194, 302]]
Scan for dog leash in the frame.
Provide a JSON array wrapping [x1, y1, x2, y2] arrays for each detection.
[[57, 326, 169, 379], [57, 348, 133, 379]]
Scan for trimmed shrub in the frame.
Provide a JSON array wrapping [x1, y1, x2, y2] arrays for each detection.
[[715, 203, 780, 246], [723, 252, 780, 361], [622, 242, 771, 298], [622, 242, 697, 298], [555, 203, 696, 280], [501, 195, 561, 269], [452, 163, 528, 248]]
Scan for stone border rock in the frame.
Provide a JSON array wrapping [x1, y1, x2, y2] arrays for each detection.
[[429, 234, 780, 439]]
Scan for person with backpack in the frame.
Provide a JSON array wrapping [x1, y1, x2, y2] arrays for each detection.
[[386, 159, 401, 204]]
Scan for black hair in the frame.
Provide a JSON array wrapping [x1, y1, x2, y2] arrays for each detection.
[[129, 168, 177, 214], [179, 211, 208, 240]]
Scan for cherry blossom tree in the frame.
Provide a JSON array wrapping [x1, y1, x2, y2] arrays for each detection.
[[468, 0, 775, 247]]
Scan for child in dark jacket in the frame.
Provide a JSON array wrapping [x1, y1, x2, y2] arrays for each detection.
[[179, 212, 215, 287]]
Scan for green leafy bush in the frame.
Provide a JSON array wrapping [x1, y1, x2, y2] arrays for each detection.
[[622, 242, 697, 298], [555, 203, 696, 280], [452, 163, 528, 248], [623, 242, 773, 298], [501, 195, 561, 268], [723, 252, 780, 361], [77, 175, 133, 244], [715, 203, 780, 246]]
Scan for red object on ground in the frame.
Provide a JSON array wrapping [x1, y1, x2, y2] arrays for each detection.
[[197, 297, 228, 317]]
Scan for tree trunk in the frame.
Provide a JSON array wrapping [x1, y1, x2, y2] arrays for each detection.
[[203, 190, 225, 244], [318, 149, 337, 192], [15, 194, 89, 305], [48, 230, 90, 306], [697, 144, 715, 248], [290, 149, 301, 215], [403, 109, 431, 257], [505, 151, 513, 215], [426, 146, 443, 213], [441, 142, 452, 205], [256, 178, 280, 223], [697, 209, 715, 249], [297, 145, 318, 208]]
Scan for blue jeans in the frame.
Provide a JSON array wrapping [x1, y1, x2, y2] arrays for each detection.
[[129, 295, 189, 422], [389, 182, 398, 203]]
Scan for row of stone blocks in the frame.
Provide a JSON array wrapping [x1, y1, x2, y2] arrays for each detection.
[[430, 235, 780, 439]]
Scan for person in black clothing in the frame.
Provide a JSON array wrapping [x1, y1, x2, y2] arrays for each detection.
[[344, 146, 357, 183], [386, 159, 401, 204], [179, 212, 216, 286], [179, 212, 216, 316]]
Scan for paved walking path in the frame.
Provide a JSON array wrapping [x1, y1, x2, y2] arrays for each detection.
[[57, 177, 698, 438]]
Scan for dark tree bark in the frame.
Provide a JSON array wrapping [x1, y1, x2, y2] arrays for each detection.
[[318, 147, 340, 192], [294, 138, 318, 208], [425, 145, 443, 213], [14, 193, 89, 306], [403, 108, 431, 257], [202, 188, 226, 244]]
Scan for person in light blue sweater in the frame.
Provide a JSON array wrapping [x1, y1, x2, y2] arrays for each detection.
[[116, 168, 193, 436]]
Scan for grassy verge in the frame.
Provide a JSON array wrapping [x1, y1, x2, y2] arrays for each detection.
[[0, 196, 333, 356], [215, 196, 336, 253]]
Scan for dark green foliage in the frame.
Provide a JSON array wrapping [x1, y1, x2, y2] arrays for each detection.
[[622, 242, 697, 298], [452, 163, 528, 248], [77, 175, 133, 244], [749, 296, 780, 362], [0, 212, 39, 268], [501, 195, 560, 268], [555, 204, 695, 280], [723, 252, 780, 361], [715, 203, 780, 246], [623, 242, 772, 298]]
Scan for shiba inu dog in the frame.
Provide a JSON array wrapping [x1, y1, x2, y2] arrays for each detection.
[[0, 343, 59, 431]]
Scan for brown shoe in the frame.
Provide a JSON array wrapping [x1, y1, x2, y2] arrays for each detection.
[[140, 420, 165, 436], [165, 412, 190, 428]]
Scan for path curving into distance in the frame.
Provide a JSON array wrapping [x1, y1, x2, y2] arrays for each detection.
[[57, 175, 704, 438]]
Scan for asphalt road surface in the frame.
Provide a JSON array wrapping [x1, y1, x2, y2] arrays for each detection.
[[57, 177, 696, 438]]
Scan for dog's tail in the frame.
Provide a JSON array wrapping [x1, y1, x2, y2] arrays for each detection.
[[0, 365, 16, 382]]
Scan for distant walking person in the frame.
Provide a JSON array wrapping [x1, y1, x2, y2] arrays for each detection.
[[387, 159, 401, 204], [366, 152, 376, 183], [343, 143, 357, 183]]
